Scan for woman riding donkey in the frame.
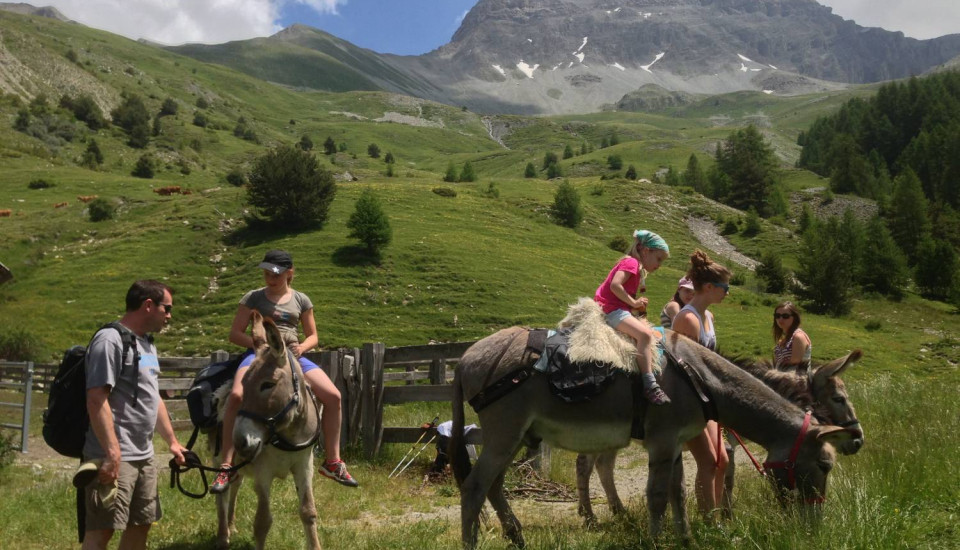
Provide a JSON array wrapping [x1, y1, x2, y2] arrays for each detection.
[[211, 250, 358, 493], [594, 229, 671, 404]]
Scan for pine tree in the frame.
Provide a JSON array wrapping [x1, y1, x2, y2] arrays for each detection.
[[552, 180, 583, 228], [546, 163, 562, 179], [323, 137, 336, 155], [607, 155, 623, 170], [859, 215, 908, 298], [81, 139, 104, 169], [798, 202, 815, 234], [836, 209, 866, 282], [543, 151, 559, 170], [459, 161, 476, 182], [756, 250, 788, 294], [563, 144, 574, 159], [795, 218, 854, 315], [682, 154, 706, 193], [887, 169, 931, 264], [524, 162, 537, 178], [664, 165, 680, 186], [367, 143, 381, 158], [159, 97, 178, 117], [298, 135, 313, 151], [717, 125, 779, 216], [915, 237, 958, 301], [444, 162, 458, 183], [384, 152, 395, 164], [347, 188, 392, 256], [625, 165, 637, 180], [247, 144, 337, 229]]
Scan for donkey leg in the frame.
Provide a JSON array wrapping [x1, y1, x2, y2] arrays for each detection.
[[293, 456, 322, 550], [216, 475, 242, 549], [668, 451, 691, 541], [645, 446, 676, 539], [252, 473, 274, 550], [576, 453, 598, 526], [461, 425, 525, 549], [723, 443, 736, 519], [487, 470, 524, 548], [596, 450, 625, 516]]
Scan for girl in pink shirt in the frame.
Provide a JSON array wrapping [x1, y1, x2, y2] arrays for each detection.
[[594, 230, 671, 404]]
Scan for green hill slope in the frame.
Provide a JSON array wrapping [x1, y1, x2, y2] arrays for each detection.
[[0, 9, 954, 386]]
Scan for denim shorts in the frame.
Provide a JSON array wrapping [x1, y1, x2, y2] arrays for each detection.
[[237, 349, 319, 373], [604, 308, 633, 329]]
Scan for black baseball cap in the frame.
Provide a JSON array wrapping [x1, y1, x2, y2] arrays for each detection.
[[258, 250, 293, 274]]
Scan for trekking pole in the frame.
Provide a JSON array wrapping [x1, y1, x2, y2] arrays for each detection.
[[394, 433, 438, 478], [388, 415, 439, 478]]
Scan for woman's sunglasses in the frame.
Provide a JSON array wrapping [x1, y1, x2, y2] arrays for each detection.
[[774, 313, 793, 320]]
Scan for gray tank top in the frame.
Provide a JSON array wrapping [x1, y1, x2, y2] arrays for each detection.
[[678, 304, 717, 351]]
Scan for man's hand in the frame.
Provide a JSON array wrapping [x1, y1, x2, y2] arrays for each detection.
[[98, 450, 121, 485], [169, 442, 187, 466]]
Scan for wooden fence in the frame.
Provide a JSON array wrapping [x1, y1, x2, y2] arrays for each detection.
[[0, 340, 549, 469]]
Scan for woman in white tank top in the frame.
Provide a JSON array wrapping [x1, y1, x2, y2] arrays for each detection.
[[671, 250, 731, 520]]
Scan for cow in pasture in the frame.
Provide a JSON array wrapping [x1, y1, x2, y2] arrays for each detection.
[[54, 202, 68, 208], [153, 186, 183, 196], [0, 209, 11, 217], [77, 195, 98, 203]]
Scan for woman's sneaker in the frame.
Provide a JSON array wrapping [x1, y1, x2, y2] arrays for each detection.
[[320, 459, 359, 488], [209, 467, 236, 494], [644, 385, 672, 405]]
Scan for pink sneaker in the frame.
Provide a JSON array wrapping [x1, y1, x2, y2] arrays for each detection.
[[319, 459, 359, 488]]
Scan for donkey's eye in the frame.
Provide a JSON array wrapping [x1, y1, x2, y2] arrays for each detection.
[[259, 381, 276, 392], [817, 460, 833, 473], [832, 396, 846, 404]]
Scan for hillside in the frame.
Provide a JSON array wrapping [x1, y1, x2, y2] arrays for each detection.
[[0, 9, 955, 388]]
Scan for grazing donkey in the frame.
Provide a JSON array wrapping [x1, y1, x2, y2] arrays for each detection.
[[449, 323, 860, 548], [576, 351, 864, 524], [214, 311, 323, 550]]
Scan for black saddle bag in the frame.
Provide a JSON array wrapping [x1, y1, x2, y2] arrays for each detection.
[[545, 328, 621, 403]]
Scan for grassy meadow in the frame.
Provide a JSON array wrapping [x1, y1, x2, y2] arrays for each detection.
[[0, 8, 957, 549]]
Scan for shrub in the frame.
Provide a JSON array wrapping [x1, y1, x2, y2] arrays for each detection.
[[552, 179, 583, 228], [298, 135, 313, 151], [625, 165, 637, 180], [226, 168, 247, 187], [65, 48, 79, 63], [347, 188, 392, 255], [443, 163, 458, 183], [61, 94, 107, 130], [27, 179, 54, 189], [524, 162, 537, 178], [743, 207, 762, 236], [384, 152, 395, 164], [481, 182, 500, 198], [590, 183, 604, 196], [81, 139, 104, 169], [131, 154, 155, 178], [367, 143, 381, 158], [721, 219, 739, 235], [432, 187, 457, 197], [864, 320, 883, 332], [247, 144, 336, 229], [111, 94, 150, 144], [546, 163, 562, 179], [87, 197, 115, 222], [730, 271, 747, 286], [609, 235, 630, 252], [607, 154, 623, 170], [756, 251, 788, 294], [459, 161, 476, 182], [0, 326, 41, 361], [323, 137, 336, 155], [192, 112, 208, 128], [159, 97, 178, 117], [195, 96, 209, 109]]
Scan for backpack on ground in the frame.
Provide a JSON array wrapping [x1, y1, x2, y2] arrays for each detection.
[[184, 354, 243, 450], [42, 322, 138, 459]]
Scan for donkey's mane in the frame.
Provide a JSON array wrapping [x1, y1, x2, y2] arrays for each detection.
[[723, 354, 815, 411]]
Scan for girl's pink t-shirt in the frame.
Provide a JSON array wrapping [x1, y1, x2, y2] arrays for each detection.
[[594, 256, 644, 313]]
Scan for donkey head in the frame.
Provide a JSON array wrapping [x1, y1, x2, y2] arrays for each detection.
[[768, 424, 859, 512], [233, 310, 297, 461], [808, 350, 863, 454]]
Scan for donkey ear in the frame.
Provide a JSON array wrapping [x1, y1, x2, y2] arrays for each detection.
[[250, 310, 267, 349], [813, 349, 862, 383], [262, 318, 285, 355]]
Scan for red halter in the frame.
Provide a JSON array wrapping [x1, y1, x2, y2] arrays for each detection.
[[729, 411, 825, 505]]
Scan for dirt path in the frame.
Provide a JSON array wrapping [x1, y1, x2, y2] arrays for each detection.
[[685, 217, 759, 270]]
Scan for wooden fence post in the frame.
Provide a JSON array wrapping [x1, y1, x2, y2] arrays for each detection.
[[524, 442, 552, 477], [210, 350, 229, 364], [429, 358, 446, 385], [320, 350, 342, 452], [360, 343, 385, 459], [21, 362, 32, 453], [343, 349, 362, 447]]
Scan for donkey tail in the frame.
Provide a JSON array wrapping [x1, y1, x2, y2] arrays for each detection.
[[449, 365, 472, 489]]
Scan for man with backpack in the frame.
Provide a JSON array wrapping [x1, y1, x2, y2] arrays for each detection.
[[80, 280, 186, 550]]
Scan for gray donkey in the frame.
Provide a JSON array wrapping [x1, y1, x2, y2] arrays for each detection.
[[575, 351, 864, 524], [213, 311, 324, 550], [450, 326, 861, 548]]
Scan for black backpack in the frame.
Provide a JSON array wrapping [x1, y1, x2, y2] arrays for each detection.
[[183, 354, 243, 450], [42, 322, 139, 458]]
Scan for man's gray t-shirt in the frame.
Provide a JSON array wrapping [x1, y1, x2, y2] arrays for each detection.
[[82, 326, 160, 461], [239, 288, 313, 350]]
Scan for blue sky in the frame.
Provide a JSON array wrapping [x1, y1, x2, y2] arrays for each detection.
[[277, 0, 477, 55], [37, 1, 960, 53]]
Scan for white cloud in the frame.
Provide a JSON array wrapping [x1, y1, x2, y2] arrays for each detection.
[[39, 0, 346, 45], [455, 9, 469, 25]]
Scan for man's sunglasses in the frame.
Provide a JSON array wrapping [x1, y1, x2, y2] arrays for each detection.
[[155, 301, 173, 313]]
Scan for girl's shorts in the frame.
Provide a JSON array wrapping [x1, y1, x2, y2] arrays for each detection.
[[604, 308, 633, 329], [237, 349, 319, 373]]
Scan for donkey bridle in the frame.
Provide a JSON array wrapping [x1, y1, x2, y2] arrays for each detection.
[[237, 348, 323, 452], [758, 410, 826, 504]]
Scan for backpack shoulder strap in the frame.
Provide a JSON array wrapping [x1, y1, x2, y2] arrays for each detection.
[[99, 322, 141, 407]]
